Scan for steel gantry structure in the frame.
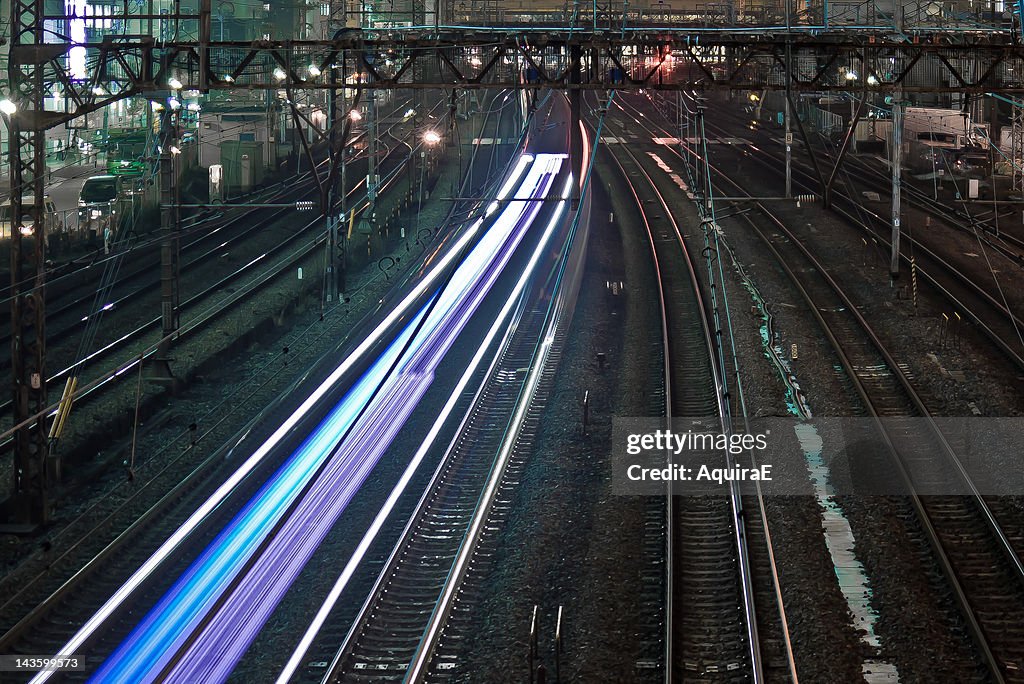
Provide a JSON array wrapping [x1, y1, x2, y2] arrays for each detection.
[[8, 0, 1024, 523]]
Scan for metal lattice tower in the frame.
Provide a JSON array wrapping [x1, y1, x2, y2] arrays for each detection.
[[8, 0, 53, 525], [1012, 98, 1024, 192]]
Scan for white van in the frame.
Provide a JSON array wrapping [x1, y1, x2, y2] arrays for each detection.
[[0, 195, 60, 240], [78, 175, 125, 241]]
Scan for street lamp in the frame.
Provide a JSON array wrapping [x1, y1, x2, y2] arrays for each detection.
[[423, 129, 441, 145], [0, 99, 17, 115]]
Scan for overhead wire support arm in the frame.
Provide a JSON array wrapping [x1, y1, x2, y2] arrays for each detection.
[[20, 34, 1024, 139], [824, 86, 867, 208], [158, 107, 182, 345]]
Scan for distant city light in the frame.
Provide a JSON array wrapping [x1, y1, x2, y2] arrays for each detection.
[[151, 101, 164, 112], [845, 70, 858, 81], [308, 64, 322, 77], [469, 56, 482, 67], [186, 102, 201, 112], [273, 67, 287, 81], [0, 99, 17, 115], [168, 77, 183, 90], [867, 74, 879, 85], [92, 85, 106, 96], [67, 0, 87, 79], [168, 97, 182, 110], [169, 145, 181, 155], [223, 74, 236, 83], [349, 109, 362, 121]]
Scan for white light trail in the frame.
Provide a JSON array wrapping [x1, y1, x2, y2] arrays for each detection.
[[31, 155, 536, 684], [276, 168, 572, 684]]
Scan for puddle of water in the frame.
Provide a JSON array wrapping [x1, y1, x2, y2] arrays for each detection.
[[796, 425, 889, 653]]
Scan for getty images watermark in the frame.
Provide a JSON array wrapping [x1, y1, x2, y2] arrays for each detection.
[[611, 417, 1024, 496]]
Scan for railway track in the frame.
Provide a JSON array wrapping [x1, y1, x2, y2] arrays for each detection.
[[616, 92, 1024, 681], [738, 183, 1024, 682], [0, 134, 414, 459], [0, 97, 432, 380], [325, 299, 552, 682], [596, 95, 784, 682], [266, 96, 587, 684], [0, 364, 308, 680]]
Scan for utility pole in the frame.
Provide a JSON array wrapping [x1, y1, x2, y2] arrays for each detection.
[[339, 119, 348, 294], [570, 43, 582, 204], [326, 64, 340, 303], [890, 8, 903, 279], [676, 90, 683, 159], [159, 108, 181, 340], [783, 0, 792, 198], [891, 95, 902, 279], [364, 72, 377, 236]]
